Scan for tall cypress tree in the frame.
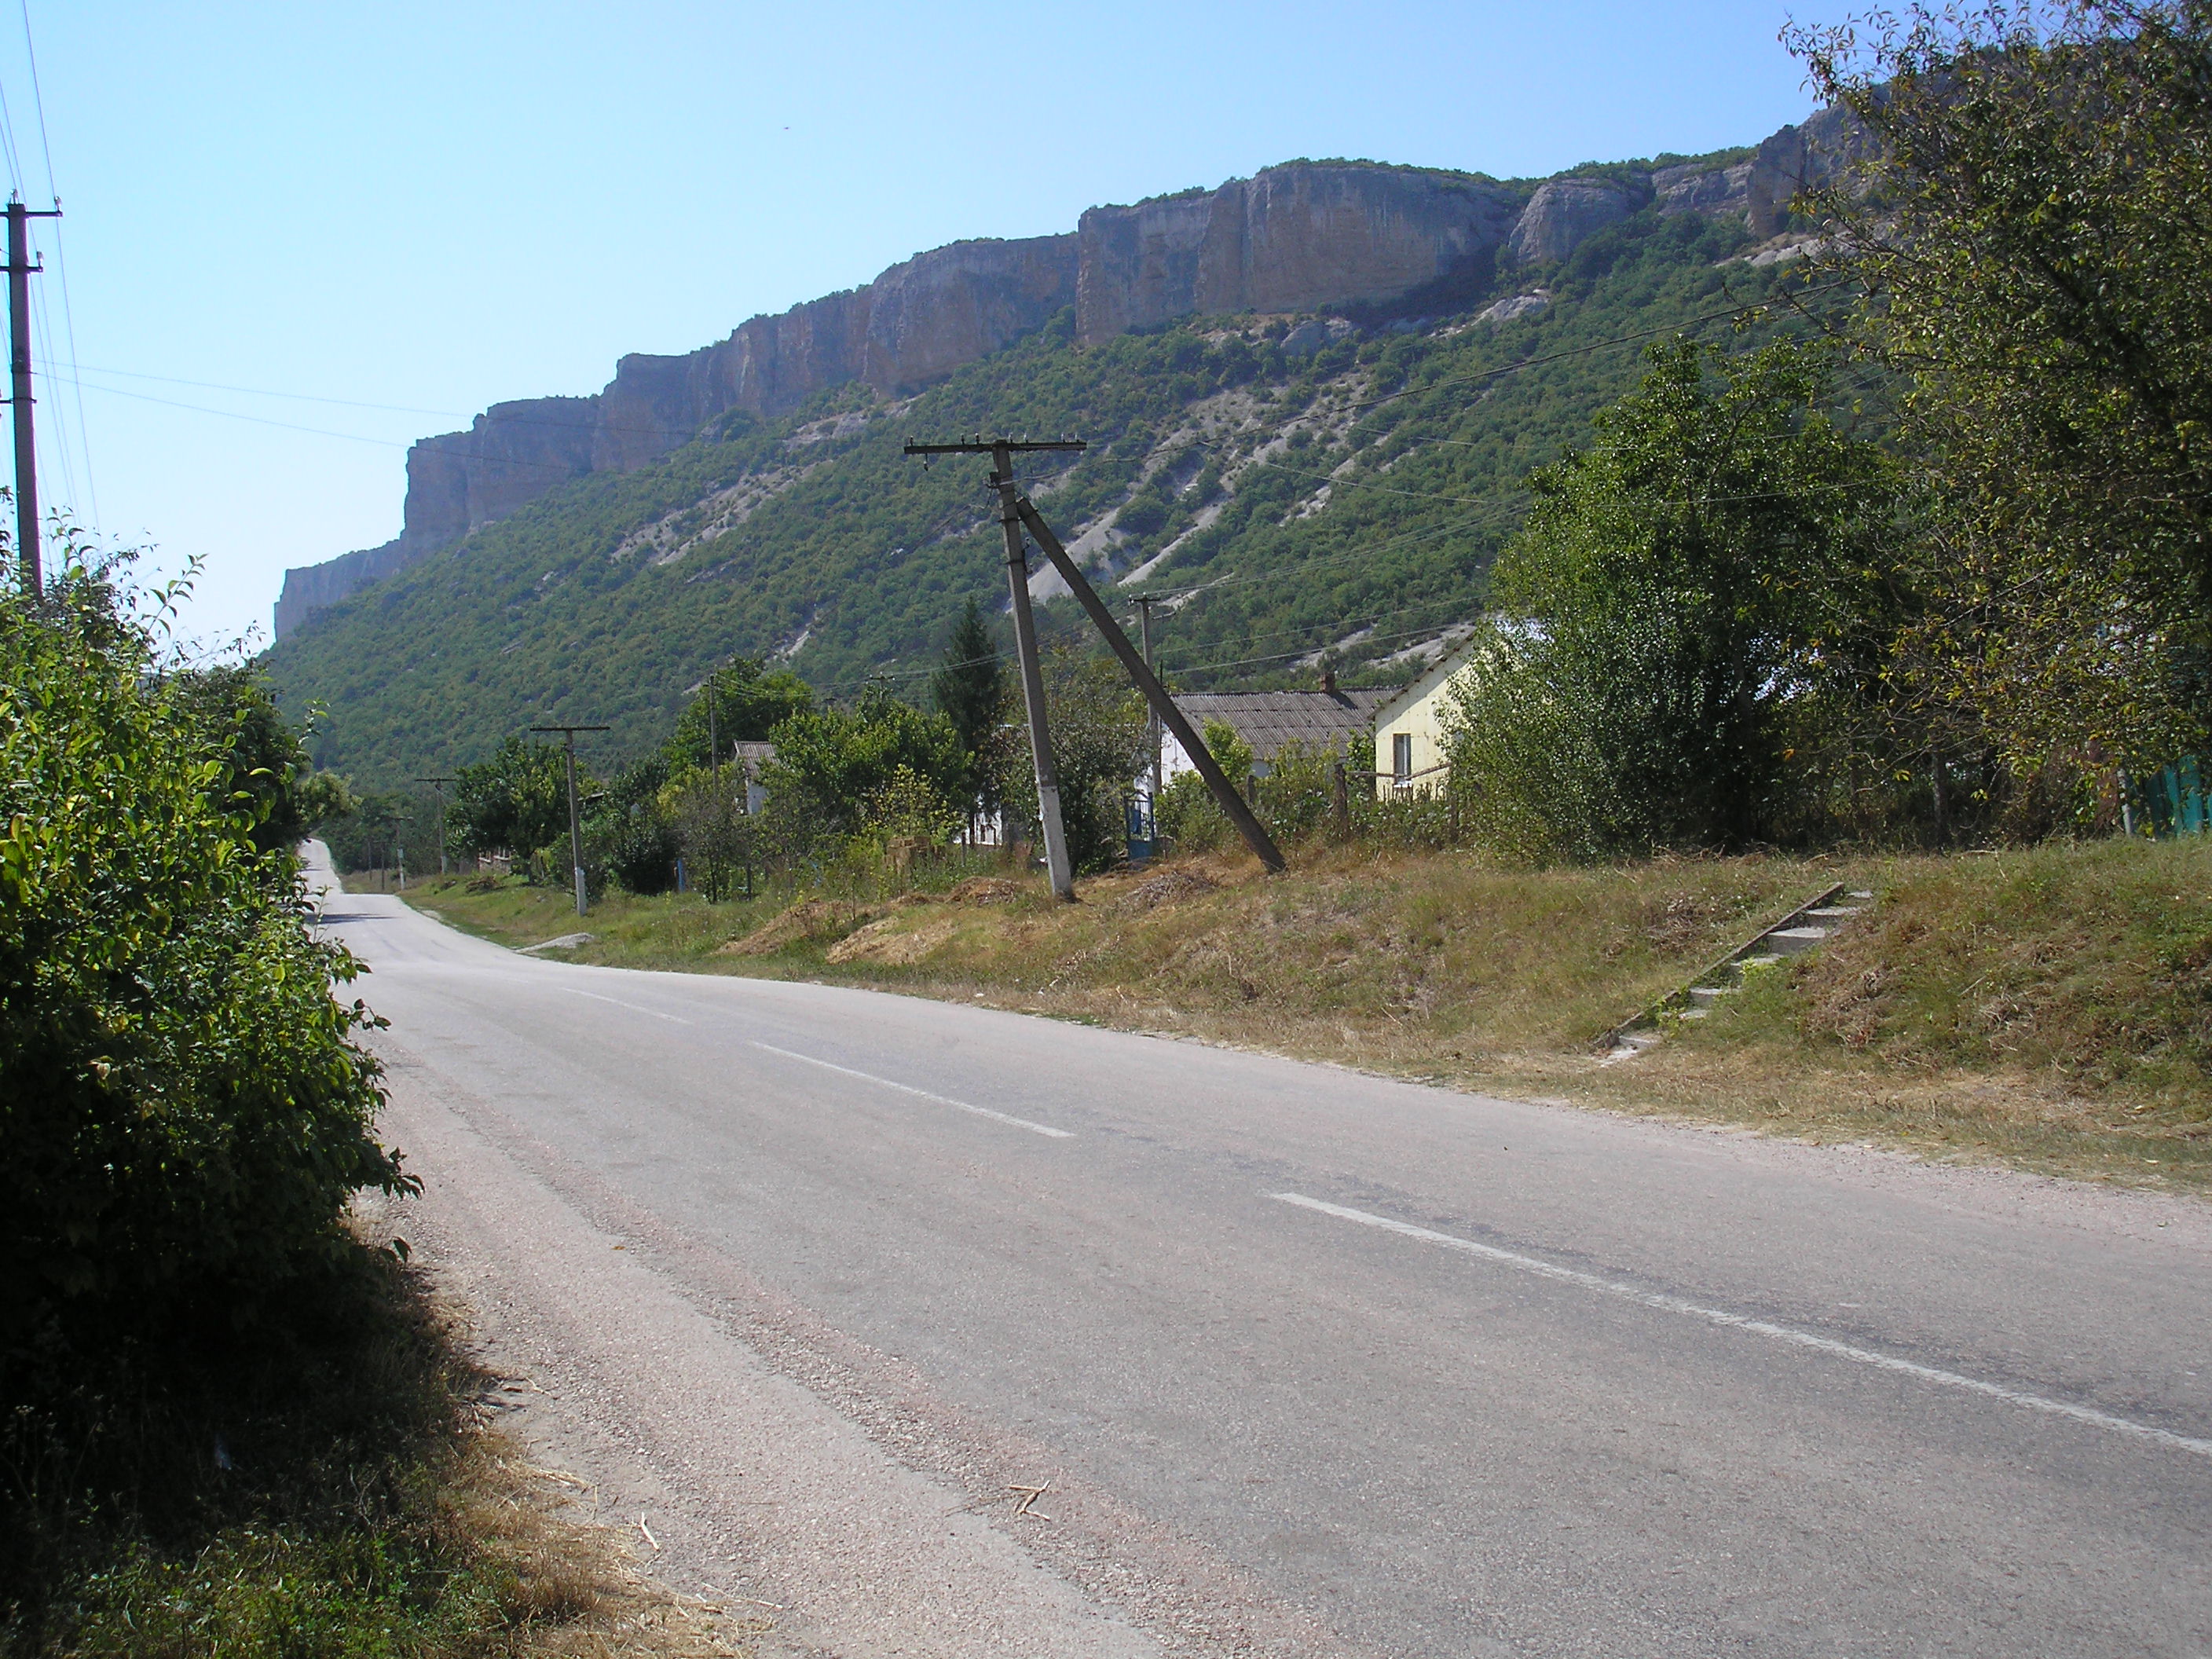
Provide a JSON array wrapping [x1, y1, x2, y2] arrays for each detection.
[[931, 597, 1009, 833]]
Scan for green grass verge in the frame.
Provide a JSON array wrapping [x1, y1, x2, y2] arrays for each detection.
[[389, 837, 2212, 1193]]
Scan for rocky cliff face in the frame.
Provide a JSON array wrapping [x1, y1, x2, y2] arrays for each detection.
[[1075, 164, 1523, 340], [275, 115, 1871, 639], [1503, 177, 1644, 266]]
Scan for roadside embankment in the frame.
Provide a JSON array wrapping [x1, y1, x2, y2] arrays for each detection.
[[2, 1236, 758, 1659], [394, 837, 2212, 1191]]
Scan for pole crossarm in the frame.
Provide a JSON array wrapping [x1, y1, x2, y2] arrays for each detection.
[[1013, 493, 1287, 873], [903, 439, 1086, 456]]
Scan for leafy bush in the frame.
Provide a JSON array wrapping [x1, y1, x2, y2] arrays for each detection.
[[1155, 718, 1252, 853], [0, 565, 407, 1376]]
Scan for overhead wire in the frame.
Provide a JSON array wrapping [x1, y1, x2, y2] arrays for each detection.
[[57, 374, 415, 447], [66, 362, 468, 417], [14, 1, 97, 527]]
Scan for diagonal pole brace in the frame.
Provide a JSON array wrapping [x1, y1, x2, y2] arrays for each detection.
[[1013, 494, 1287, 873]]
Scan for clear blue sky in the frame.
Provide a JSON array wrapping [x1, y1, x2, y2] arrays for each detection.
[[12, 1, 1826, 649]]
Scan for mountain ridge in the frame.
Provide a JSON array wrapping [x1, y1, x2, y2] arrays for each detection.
[[272, 109, 1856, 640]]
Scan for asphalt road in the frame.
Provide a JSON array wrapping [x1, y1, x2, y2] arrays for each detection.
[[315, 855, 2212, 1658]]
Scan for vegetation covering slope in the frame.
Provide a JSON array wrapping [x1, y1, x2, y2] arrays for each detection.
[[265, 199, 1802, 787]]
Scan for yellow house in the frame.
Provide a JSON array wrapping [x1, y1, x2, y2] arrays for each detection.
[[1371, 641, 1482, 798]]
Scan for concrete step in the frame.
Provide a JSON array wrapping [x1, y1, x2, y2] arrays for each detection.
[[1676, 1006, 1710, 1020], [1803, 906, 1863, 923], [1766, 925, 1833, 954], [1687, 986, 1733, 1006]]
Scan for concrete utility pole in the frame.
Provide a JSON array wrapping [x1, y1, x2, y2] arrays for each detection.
[[904, 438, 1083, 900], [707, 678, 723, 796], [530, 723, 610, 916], [6, 196, 60, 595], [1136, 594, 1163, 833], [416, 776, 455, 876], [1013, 493, 1286, 873], [904, 437, 1287, 878]]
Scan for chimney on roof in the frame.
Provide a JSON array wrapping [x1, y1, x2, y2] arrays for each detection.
[[1320, 668, 1339, 696]]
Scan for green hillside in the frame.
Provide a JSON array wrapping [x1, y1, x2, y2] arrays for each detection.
[[265, 203, 1813, 786]]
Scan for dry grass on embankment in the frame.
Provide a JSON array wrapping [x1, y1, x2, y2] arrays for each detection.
[[393, 836, 2212, 1192]]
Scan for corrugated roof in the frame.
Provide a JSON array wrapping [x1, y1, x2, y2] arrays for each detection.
[[1170, 689, 1397, 760]]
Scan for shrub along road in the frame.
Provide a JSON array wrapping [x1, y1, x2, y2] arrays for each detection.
[[317, 850, 2212, 1657]]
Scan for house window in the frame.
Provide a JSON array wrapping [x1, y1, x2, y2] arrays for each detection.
[[1393, 732, 1413, 787]]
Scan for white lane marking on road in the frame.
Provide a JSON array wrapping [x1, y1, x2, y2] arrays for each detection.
[[556, 987, 693, 1025], [1272, 1192, 2212, 1462], [749, 1042, 1072, 1140]]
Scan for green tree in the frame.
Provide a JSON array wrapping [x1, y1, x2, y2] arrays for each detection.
[[760, 689, 966, 848], [998, 649, 1148, 873], [660, 766, 754, 900], [1793, 0, 2212, 778], [449, 735, 583, 863], [1446, 338, 1903, 857], [170, 664, 350, 855], [667, 657, 814, 771], [930, 596, 1010, 833]]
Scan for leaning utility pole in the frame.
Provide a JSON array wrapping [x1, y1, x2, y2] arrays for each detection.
[[416, 776, 455, 876], [904, 438, 1083, 900], [529, 723, 610, 916], [904, 437, 1287, 879], [6, 196, 60, 595]]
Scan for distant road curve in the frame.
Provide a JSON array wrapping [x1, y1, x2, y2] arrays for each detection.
[[309, 848, 2212, 1658]]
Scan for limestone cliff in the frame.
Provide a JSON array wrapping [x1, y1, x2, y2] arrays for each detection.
[[275, 115, 1870, 640], [1075, 163, 1522, 341], [1503, 177, 1645, 266]]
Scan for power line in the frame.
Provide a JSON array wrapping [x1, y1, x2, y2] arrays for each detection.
[[29, 271, 71, 515], [57, 375, 414, 447], [42, 218, 91, 524], [0, 40, 22, 197], [16, 2, 51, 199], [12, 5, 94, 527], [68, 361, 468, 417]]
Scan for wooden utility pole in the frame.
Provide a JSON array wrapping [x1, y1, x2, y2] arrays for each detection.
[[904, 438, 1083, 900], [6, 196, 60, 595], [530, 723, 610, 915], [416, 776, 455, 876]]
